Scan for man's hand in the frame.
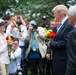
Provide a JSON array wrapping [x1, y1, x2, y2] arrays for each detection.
[[11, 20, 16, 28], [36, 29, 39, 33], [46, 54, 51, 60], [28, 25, 33, 31], [7, 40, 13, 45], [46, 41, 50, 47], [16, 25, 21, 30]]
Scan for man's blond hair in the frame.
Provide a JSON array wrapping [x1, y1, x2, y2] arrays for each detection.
[[52, 4, 68, 16]]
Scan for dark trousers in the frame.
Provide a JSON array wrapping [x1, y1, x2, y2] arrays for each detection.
[[46, 60, 53, 75], [53, 73, 60, 75], [20, 46, 25, 75], [24, 58, 29, 75], [53, 73, 59, 75], [53, 72, 64, 75], [29, 58, 46, 75]]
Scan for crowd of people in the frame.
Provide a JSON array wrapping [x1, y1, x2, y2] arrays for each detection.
[[0, 4, 76, 75]]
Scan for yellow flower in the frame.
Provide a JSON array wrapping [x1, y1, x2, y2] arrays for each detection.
[[44, 28, 55, 41], [6, 36, 14, 58], [44, 28, 47, 31], [46, 30, 52, 34], [46, 31, 50, 34], [48, 30, 52, 32], [8, 36, 12, 40]]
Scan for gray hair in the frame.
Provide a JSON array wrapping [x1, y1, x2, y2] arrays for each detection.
[[52, 4, 68, 16], [68, 5, 76, 17]]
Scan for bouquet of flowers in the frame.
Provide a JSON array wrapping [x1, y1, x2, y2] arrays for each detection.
[[44, 28, 56, 42], [6, 36, 14, 58], [44, 28, 56, 60]]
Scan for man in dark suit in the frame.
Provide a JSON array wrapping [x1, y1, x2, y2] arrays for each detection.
[[65, 5, 76, 75], [46, 5, 73, 75]]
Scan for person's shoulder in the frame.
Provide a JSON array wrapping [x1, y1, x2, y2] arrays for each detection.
[[69, 28, 76, 39], [45, 24, 49, 29], [21, 25, 27, 28], [21, 25, 27, 31], [67, 24, 74, 30], [64, 19, 73, 29], [38, 26, 45, 30], [7, 23, 12, 28], [71, 28, 76, 33], [4, 33, 7, 37], [38, 26, 43, 28], [16, 47, 22, 51]]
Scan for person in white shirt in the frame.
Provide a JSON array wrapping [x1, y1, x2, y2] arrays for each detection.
[[0, 19, 10, 75], [6, 15, 27, 47], [9, 38, 22, 75]]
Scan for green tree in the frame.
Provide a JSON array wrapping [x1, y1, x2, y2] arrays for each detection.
[[0, 0, 76, 22]]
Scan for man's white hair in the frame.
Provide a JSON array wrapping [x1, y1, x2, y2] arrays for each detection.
[[68, 5, 76, 17], [52, 4, 68, 16]]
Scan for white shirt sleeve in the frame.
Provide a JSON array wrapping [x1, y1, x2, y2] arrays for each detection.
[[6, 24, 13, 36], [0, 44, 8, 53], [0, 34, 8, 53], [19, 26, 27, 40], [10, 47, 21, 59]]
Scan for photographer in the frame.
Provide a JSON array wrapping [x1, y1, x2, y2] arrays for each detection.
[[25, 20, 47, 75]]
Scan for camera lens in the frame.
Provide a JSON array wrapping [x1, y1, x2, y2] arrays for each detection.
[[33, 25, 38, 29], [16, 20, 22, 26]]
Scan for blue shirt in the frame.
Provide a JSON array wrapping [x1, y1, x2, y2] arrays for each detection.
[[31, 31, 39, 51], [9, 47, 21, 73]]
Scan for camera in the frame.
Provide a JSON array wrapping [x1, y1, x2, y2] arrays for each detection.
[[16, 20, 22, 26], [31, 24, 38, 30], [33, 25, 38, 30]]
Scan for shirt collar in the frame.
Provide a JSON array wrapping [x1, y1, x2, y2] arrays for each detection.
[[74, 25, 76, 28], [61, 16, 68, 25]]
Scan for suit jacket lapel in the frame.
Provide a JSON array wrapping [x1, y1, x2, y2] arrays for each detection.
[[57, 25, 65, 35], [57, 19, 68, 35], [53, 27, 57, 33]]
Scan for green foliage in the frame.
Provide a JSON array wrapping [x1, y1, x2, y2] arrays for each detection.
[[0, 0, 76, 23]]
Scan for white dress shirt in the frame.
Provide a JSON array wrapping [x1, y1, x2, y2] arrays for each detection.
[[57, 16, 68, 33], [0, 33, 10, 64], [6, 24, 27, 46], [18, 25, 27, 46], [9, 47, 21, 74], [6, 23, 19, 38], [74, 25, 76, 28]]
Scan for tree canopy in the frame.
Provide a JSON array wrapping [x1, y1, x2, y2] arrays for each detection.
[[0, 0, 76, 23]]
